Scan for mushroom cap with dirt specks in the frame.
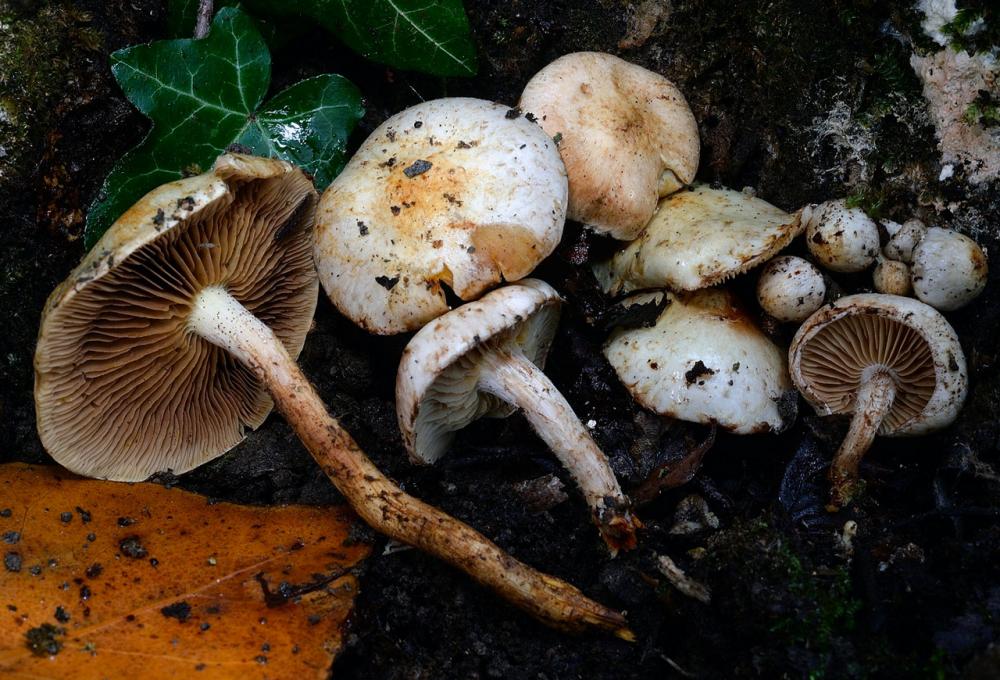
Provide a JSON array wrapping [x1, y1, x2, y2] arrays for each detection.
[[604, 288, 796, 434], [804, 199, 880, 273], [593, 185, 804, 295], [883, 218, 927, 264], [519, 51, 700, 241], [34, 154, 318, 481], [789, 293, 967, 437], [756, 255, 826, 323], [396, 279, 560, 463], [873, 257, 913, 297], [910, 227, 988, 311], [314, 98, 568, 335]]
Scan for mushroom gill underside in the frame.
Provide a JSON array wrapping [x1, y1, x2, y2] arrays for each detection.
[[37, 176, 317, 480], [798, 313, 936, 432]]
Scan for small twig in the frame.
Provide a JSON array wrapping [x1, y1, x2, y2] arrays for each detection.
[[194, 0, 214, 39]]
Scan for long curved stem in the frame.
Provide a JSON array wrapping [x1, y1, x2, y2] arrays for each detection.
[[189, 287, 632, 637], [477, 349, 640, 553], [828, 370, 897, 510]]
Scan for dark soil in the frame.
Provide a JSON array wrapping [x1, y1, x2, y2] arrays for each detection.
[[3, 1, 1000, 678]]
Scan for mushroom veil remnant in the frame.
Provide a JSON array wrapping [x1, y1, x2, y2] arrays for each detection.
[[397, 280, 640, 553], [34, 154, 631, 637], [789, 294, 968, 508], [315, 97, 568, 335], [519, 51, 700, 240]]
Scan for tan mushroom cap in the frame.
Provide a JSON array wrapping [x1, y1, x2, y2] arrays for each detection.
[[519, 52, 700, 240], [315, 98, 568, 335], [605, 288, 796, 434], [593, 186, 804, 295], [35, 154, 318, 481], [789, 294, 967, 437]]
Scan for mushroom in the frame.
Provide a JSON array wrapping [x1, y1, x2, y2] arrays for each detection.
[[396, 279, 640, 553], [755, 255, 826, 323], [605, 288, 796, 434], [883, 218, 927, 264], [519, 51, 699, 240], [314, 97, 567, 335], [593, 186, 804, 295], [804, 200, 879, 272], [34, 154, 630, 637], [910, 227, 988, 311], [789, 294, 968, 508], [872, 256, 912, 296]]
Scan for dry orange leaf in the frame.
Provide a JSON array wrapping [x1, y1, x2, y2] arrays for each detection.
[[0, 463, 370, 679]]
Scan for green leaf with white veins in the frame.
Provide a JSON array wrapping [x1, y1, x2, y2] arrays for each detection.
[[168, 0, 478, 77], [85, 7, 364, 248]]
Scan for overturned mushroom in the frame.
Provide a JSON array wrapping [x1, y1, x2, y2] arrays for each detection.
[[594, 186, 804, 295], [756, 255, 826, 323], [789, 294, 968, 508], [605, 288, 796, 434], [910, 227, 988, 311], [519, 51, 699, 240], [804, 199, 879, 273], [397, 279, 640, 553], [34, 155, 630, 637], [315, 98, 567, 335]]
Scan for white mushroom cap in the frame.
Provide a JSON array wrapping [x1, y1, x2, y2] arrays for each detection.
[[911, 227, 988, 311], [804, 200, 879, 273], [873, 257, 912, 296], [789, 293, 967, 437], [756, 256, 826, 323], [593, 185, 804, 295], [397, 279, 640, 551], [604, 288, 795, 434], [315, 98, 568, 335], [883, 218, 927, 264], [519, 52, 699, 240], [397, 279, 562, 462]]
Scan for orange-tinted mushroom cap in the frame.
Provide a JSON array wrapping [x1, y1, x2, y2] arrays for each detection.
[[34, 154, 318, 481]]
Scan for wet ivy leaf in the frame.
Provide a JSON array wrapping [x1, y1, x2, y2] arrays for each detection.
[[168, 0, 477, 76], [0, 463, 371, 678], [85, 7, 364, 247]]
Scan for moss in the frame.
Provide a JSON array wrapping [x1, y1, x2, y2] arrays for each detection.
[[699, 518, 862, 678], [0, 3, 104, 181]]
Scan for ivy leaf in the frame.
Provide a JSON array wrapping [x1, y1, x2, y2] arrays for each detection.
[[168, 0, 478, 77], [86, 7, 364, 248]]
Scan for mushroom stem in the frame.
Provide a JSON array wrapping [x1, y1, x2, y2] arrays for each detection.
[[829, 369, 897, 509], [188, 286, 632, 638], [477, 348, 640, 553]]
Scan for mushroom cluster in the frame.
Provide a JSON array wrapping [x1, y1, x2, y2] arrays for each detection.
[[34, 47, 991, 638]]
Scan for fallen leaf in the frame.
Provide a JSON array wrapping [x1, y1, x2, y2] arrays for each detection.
[[0, 464, 370, 679]]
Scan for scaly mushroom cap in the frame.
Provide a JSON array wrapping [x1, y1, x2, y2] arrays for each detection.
[[593, 186, 804, 295], [396, 279, 561, 463], [604, 288, 795, 434], [519, 52, 699, 240], [315, 98, 568, 335], [873, 257, 913, 296], [911, 227, 988, 311], [35, 154, 319, 481], [789, 294, 967, 437]]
